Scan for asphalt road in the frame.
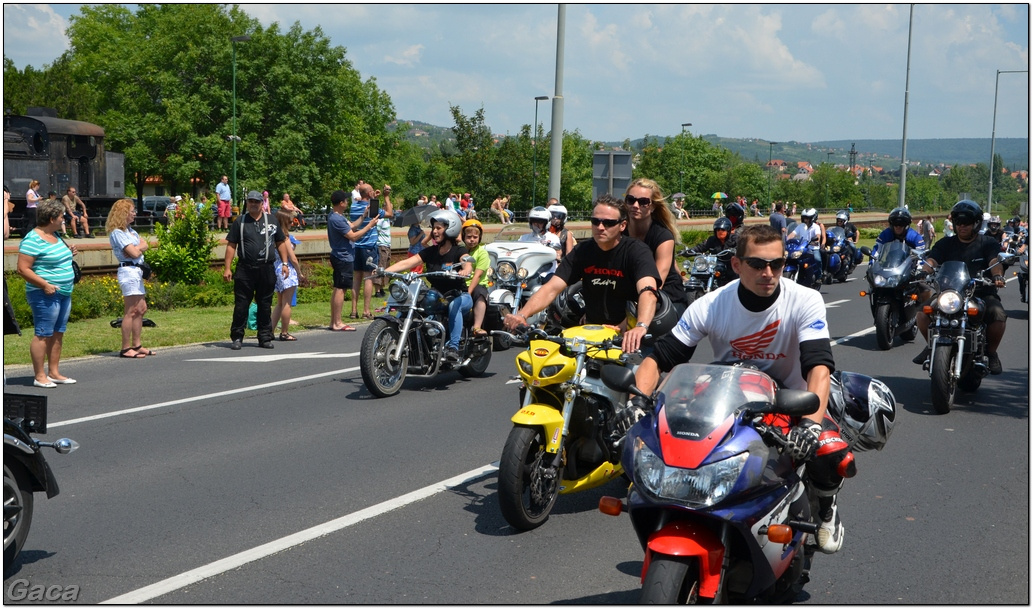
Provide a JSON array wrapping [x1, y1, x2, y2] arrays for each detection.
[[3, 273, 1028, 604]]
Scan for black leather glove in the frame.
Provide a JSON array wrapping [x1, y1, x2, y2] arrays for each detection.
[[615, 396, 650, 434], [784, 420, 822, 461]]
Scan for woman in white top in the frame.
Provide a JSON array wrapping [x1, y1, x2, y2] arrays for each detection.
[[24, 179, 42, 233], [106, 198, 152, 358]]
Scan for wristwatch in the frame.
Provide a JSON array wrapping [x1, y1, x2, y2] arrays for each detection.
[[635, 322, 649, 329]]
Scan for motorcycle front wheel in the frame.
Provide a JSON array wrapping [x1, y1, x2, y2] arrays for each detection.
[[458, 339, 492, 377], [3, 462, 34, 571], [497, 425, 559, 531], [686, 288, 705, 306], [641, 555, 701, 604], [874, 303, 895, 350], [930, 344, 957, 414], [360, 319, 408, 397]]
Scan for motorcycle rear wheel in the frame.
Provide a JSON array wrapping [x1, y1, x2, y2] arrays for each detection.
[[497, 425, 559, 531], [930, 345, 957, 414], [3, 462, 34, 572], [359, 319, 407, 397], [640, 555, 701, 604], [874, 304, 895, 350], [958, 368, 983, 392]]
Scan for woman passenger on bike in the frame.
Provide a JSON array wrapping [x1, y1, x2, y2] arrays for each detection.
[[623, 178, 688, 319]]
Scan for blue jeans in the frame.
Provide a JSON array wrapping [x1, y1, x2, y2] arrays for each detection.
[[26, 289, 72, 337], [447, 292, 472, 350]]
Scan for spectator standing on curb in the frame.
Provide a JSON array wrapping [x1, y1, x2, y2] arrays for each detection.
[[106, 198, 152, 359], [270, 210, 303, 341], [920, 215, 936, 246], [24, 179, 42, 235], [328, 189, 377, 331], [350, 183, 382, 319], [373, 185, 394, 298], [215, 175, 232, 231], [223, 190, 290, 350]]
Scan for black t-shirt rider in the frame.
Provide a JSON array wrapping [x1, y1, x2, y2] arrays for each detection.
[[926, 233, 1003, 299], [555, 237, 660, 325], [419, 243, 469, 293]]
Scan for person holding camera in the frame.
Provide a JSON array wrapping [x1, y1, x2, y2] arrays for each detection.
[[373, 185, 394, 298]]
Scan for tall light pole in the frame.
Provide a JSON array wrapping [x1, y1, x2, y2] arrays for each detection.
[[825, 151, 834, 209], [897, 4, 914, 209], [987, 69, 1028, 213], [767, 141, 778, 210], [532, 95, 549, 207], [679, 122, 692, 194], [231, 35, 251, 209]]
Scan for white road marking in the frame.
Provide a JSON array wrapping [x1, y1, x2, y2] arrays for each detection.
[[100, 462, 500, 604], [49, 367, 359, 429], [186, 351, 359, 363], [831, 326, 876, 346], [825, 299, 851, 308]]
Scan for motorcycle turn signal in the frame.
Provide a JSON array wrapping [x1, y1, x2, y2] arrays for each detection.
[[598, 496, 625, 516]]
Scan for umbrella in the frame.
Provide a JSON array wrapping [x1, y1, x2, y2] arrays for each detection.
[[711, 192, 728, 199], [393, 204, 439, 227], [671, 192, 686, 200]]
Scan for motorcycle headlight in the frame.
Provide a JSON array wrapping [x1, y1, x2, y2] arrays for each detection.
[[936, 290, 963, 314], [495, 261, 518, 283], [871, 275, 887, 287], [693, 257, 710, 272], [518, 358, 533, 376], [633, 438, 749, 507], [790, 250, 803, 259], [388, 281, 409, 302], [517, 267, 529, 280], [539, 364, 564, 379], [832, 246, 841, 253]]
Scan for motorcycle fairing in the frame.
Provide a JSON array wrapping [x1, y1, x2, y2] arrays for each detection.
[[644, 522, 724, 598], [557, 460, 623, 494]]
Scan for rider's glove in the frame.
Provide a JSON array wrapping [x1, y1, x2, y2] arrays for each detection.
[[615, 396, 650, 434], [784, 420, 822, 462]]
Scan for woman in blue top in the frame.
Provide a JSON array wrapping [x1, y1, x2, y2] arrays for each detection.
[[16, 198, 78, 387], [106, 198, 152, 359]]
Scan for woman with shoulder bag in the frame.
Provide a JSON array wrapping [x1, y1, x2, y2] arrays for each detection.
[[106, 198, 153, 359], [16, 198, 78, 386]]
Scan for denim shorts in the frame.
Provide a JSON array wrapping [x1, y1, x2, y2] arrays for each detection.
[[354, 246, 379, 272], [26, 289, 72, 337]]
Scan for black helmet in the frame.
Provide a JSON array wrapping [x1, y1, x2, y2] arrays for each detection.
[[626, 289, 679, 346], [546, 281, 586, 328], [713, 217, 733, 235], [888, 207, 912, 227], [950, 200, 982, 227], [724, 203, 745, 228], [827, 371, 896, 452], [1008, 216, 1020, 226]]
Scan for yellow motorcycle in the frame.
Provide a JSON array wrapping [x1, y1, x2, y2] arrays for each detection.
[[496, 325, 636, 530]]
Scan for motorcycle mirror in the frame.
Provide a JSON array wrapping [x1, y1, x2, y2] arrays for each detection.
[[859, 246, 872, 256], [460, 255, 475, 263], [773, 389, 820, 417], [599, 364, 645, 397]]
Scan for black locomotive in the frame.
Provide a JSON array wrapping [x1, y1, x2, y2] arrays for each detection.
[[4, 107, 125, 235]]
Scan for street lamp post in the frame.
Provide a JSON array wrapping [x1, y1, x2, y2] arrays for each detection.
[[532, 95, 549, 207], [767, 141, 778, 210], [231, 35, 251, 209], [825, 151, 834, 209], [987, 69, 1028, 213], [679, 122, 692, 194]]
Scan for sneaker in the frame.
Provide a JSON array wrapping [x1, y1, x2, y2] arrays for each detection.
[[912, 345, 931, 365], [231, 339, 242, 351], [443, 346, 460, 363], [816, 498, 844, 554], [987, 351, 1002, 375], [258, 341, 275, 349]]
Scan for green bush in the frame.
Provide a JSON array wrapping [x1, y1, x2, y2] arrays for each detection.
[[147, 198, 217, 284], [4, 272, 125, 329]]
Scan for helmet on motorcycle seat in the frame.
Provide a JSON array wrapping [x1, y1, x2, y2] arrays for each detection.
[[429, 208, 462, 238], [988, 215, 1002, 232], [461, 218, 483, 236], [546, 281, 586, 328], [836, 210, 850, 223], [626, 288, 678, 345], [888, 207, 912, 227], [949, 200, 982, 227], [546, 203, 568, 225], [713, 217, 733, 235], [724, 203, 745, 228], [528, 206, 551, 233], [826, 371, 896, 452], [801, 208, 818, 224]]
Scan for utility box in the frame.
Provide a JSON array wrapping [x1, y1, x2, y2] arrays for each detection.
[[592, 151, 633, 203]]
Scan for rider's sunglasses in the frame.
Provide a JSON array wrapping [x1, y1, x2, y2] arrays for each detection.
[[889, 220, 910, 227], [550, 212, 564, 220], [741, 256, 787, 272], [589, 217, 622, 228], [625, 195, 652, 208]]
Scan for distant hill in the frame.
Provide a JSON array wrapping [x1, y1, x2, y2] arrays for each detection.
[[391, 119, 1029, 171]]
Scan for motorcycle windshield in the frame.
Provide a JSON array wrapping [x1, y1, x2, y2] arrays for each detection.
[[873, 240, 912, 271], [828, 226, 846, 243], [934, 260, 972, 293], [785, 221, 803, 243], [657, 364, 778, 438]]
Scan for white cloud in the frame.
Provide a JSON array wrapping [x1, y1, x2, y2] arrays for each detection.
[[384, 44, 423, 67], [2, 4, 69, 68]]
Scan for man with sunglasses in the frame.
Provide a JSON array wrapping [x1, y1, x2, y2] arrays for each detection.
[[911, 200, 1007, 373], [871, 207, 925, 258], [502, 194, 659, 354], [634, 224, 850, 555]]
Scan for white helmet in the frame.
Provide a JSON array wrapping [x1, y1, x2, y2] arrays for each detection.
[[428, 208, 462, 238], [801, 208, 818, 224], [547, 203, 568, 225], [528, 206, 551, 235]]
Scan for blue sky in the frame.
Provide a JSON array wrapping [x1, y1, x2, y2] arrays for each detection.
[[4, 3, 1029, 143]]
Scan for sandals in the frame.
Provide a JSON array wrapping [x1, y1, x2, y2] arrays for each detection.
[[330, 324, 357, 332], [134, 345, 156, 356], [472, 327, 488, 337], [279, 333, 297, 342], [120, 347, 146, 359], [362, 312, 374, 320]]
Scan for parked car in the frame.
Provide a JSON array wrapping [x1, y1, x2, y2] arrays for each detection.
[[139, 196, 171, 227]]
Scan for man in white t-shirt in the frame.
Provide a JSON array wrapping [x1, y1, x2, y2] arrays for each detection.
[[634, 224, 850, 555]]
